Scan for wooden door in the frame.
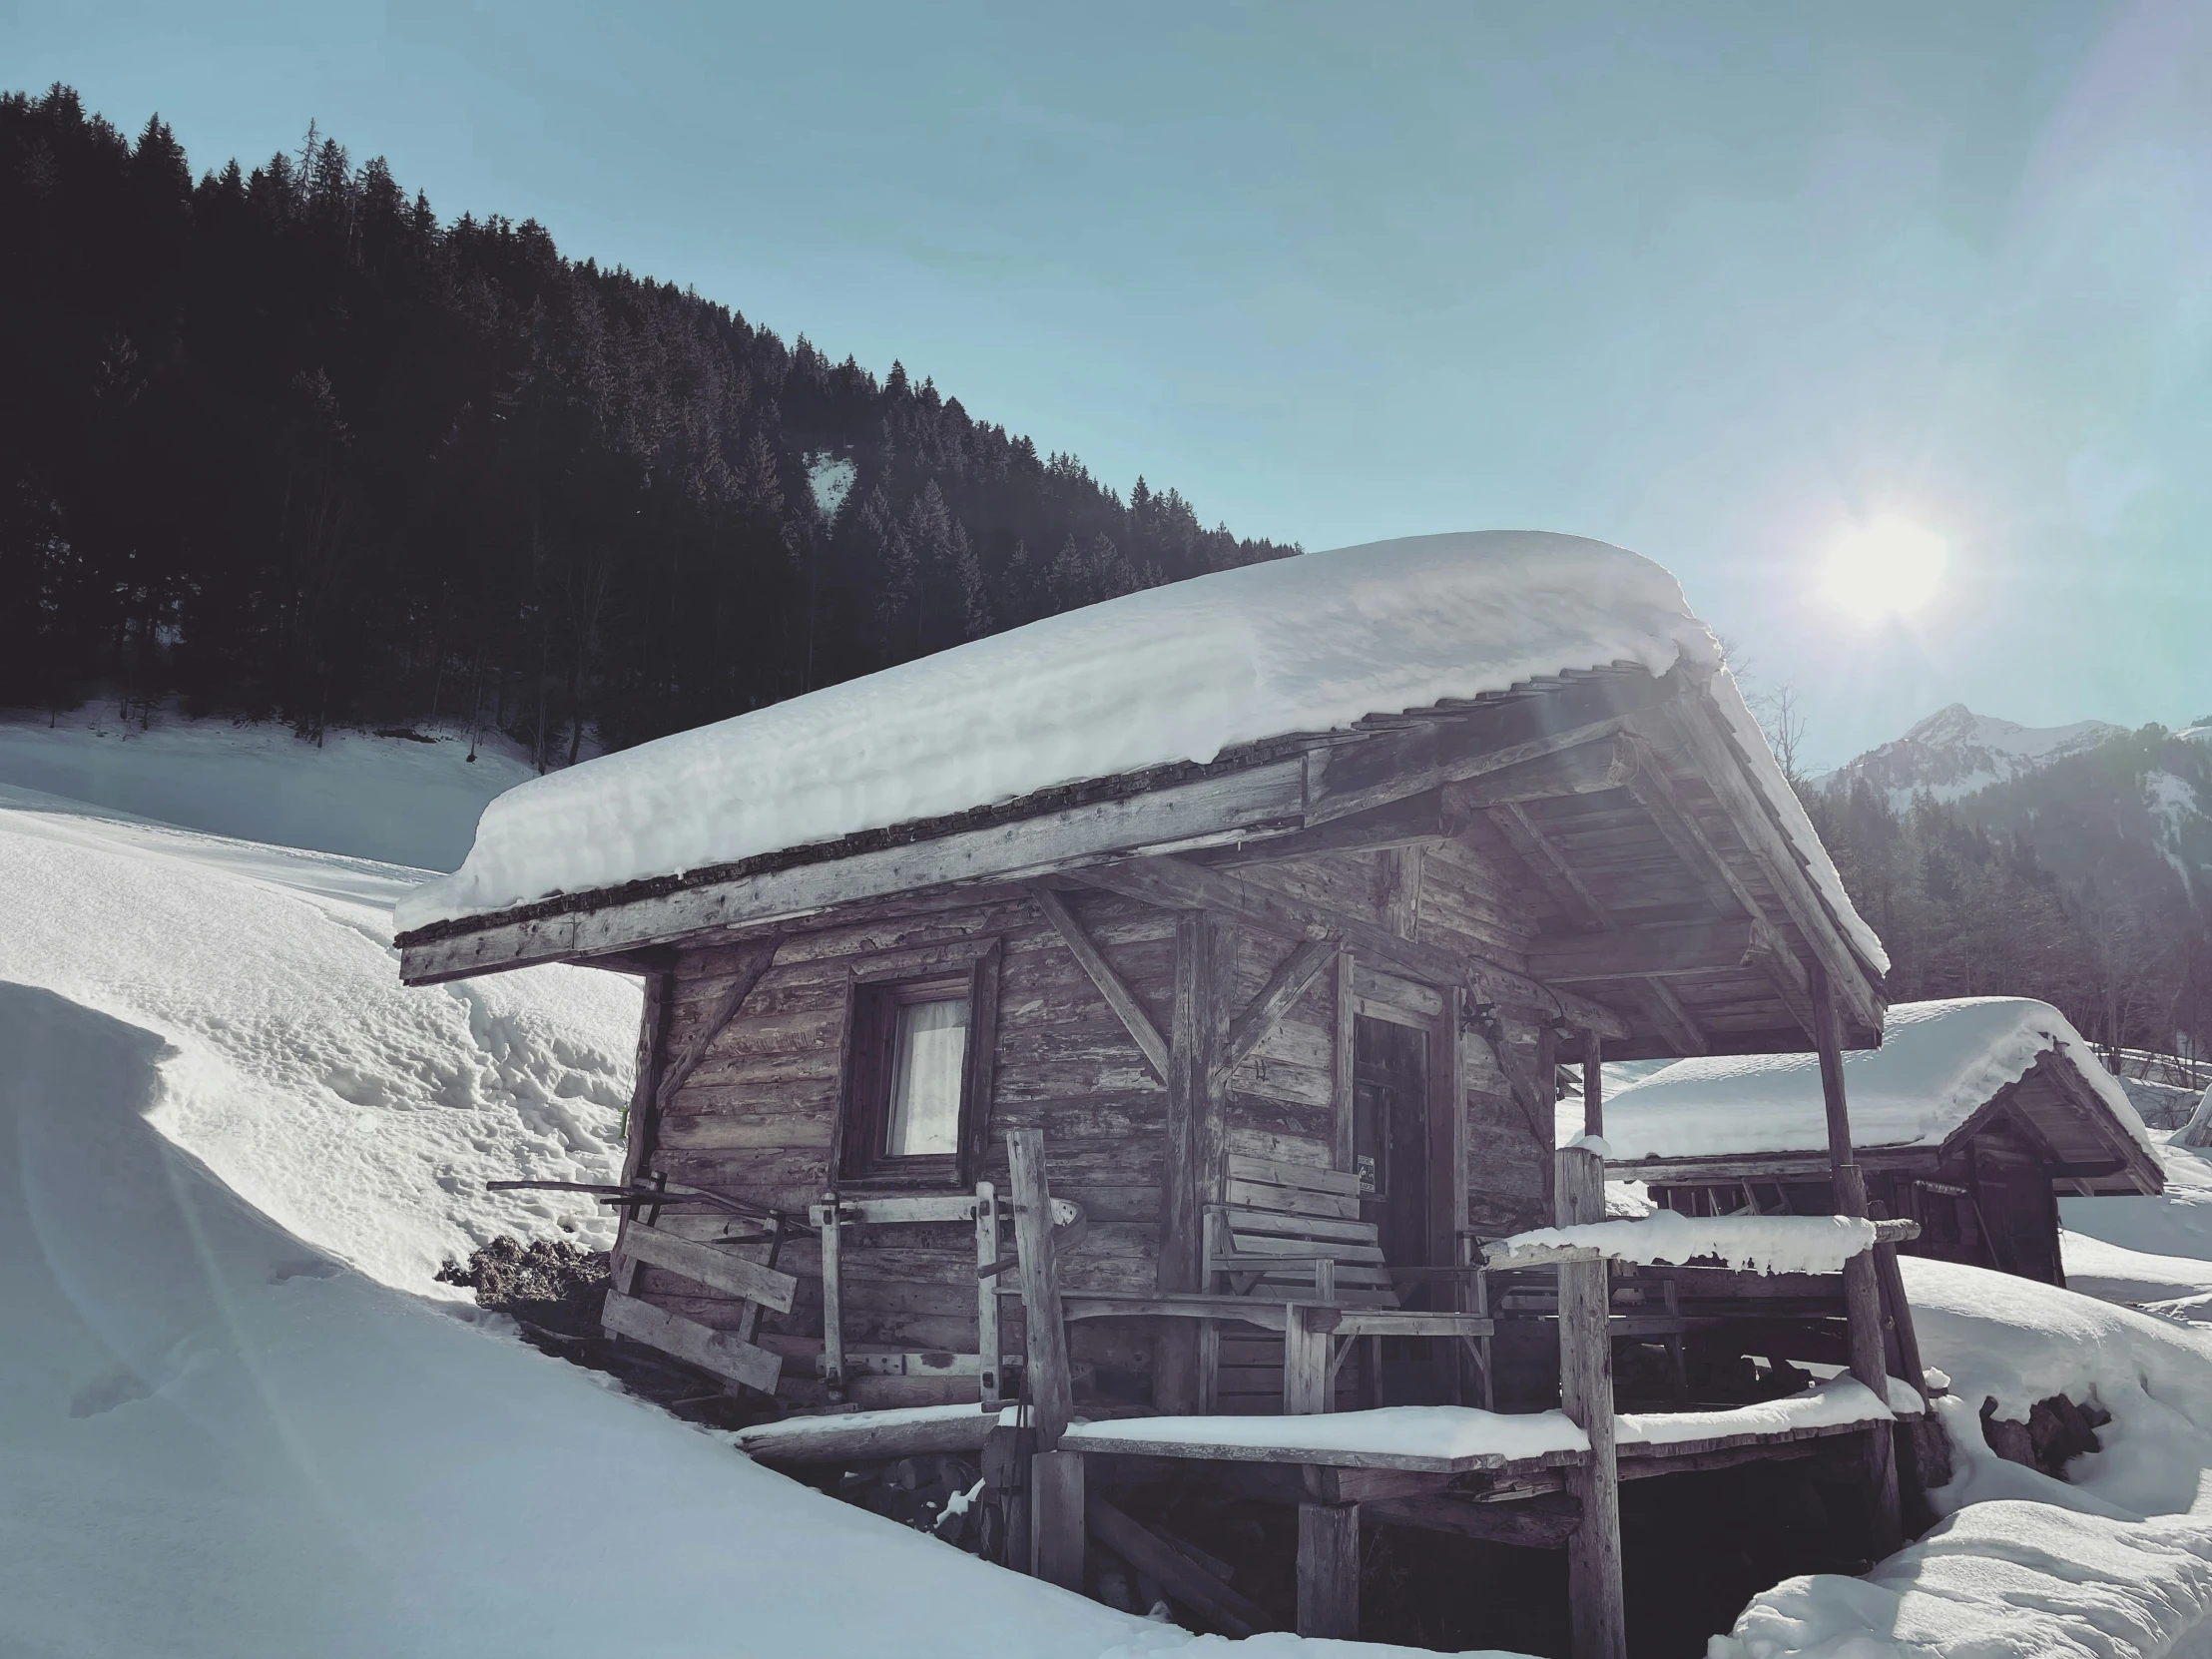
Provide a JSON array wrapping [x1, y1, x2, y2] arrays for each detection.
[[1354, 1013, 1430, 1285]]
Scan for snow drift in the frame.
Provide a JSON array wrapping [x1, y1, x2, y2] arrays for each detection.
[[0, 983, 1187, 1659], [398, 531, 1883, 974]]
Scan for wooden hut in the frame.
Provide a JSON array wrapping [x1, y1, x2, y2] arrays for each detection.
[[396, 532, 1915, 1652], [1605, 997, 2162, 1286]]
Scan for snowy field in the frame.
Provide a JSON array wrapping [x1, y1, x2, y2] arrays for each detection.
[[14, 718, 2212, 1658], [0, 709, 535, 870]]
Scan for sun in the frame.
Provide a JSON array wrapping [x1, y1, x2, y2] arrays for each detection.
[[1820, 520, 1947, 619]]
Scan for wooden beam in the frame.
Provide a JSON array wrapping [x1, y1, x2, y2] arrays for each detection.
[[1075, 853, 1632, 1041], [1158, 911, 1231, 1412], [1303, 670, 1675, 825], [1443, 738, 1637, 810], [737, 1406, 996, 1466], [1220, 938, 1343, 1083], [611, 968, 674, 1297], [398, 757, 1308, 984], [1621, 739, 1762, 919], [1364, 1491, 1583, 1549], [1556, 1142, 1626, 1659], [618, 1223, 799, 1311], [1582, 1028, 1604, 1140], [1297, 1502, 1362, 1640], [1088, 1490, 1271, 1637], [1008, 1129, 1075, 1451], [655, 940, 778, 1108], [1530, 918, 1756, 983], [1812, 960, 1903, 1558], [1333, 948, 1358, 1173], [1636, 975, 1710, 1056], [1383, 845, 1423, 939], [1029, 884, 1170, 1080], [1487, 803, 1611, 930], [1030, 1448, 1084, 1588], [1641, 696, 1886, 1038], [1743, 915, 1819, 1041], [1200, 791, 1449, 867], [601, 1290, 783, 1394]]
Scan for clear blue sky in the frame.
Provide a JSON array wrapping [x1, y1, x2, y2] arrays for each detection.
[[10, 0, 2208, 763]]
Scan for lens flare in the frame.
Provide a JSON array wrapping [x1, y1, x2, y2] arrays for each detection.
[[1820, 520, 1947, 619]]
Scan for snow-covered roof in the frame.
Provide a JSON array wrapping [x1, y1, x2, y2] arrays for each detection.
[[1604, 996, 2154, 1165], [396, 531, 1884, 973]]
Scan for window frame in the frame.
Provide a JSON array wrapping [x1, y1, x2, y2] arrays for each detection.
[[832, 938, 1001, 1189]]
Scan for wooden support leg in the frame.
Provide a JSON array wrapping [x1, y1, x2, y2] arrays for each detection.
[[1030, 1449, 1085, 1590], [1284, 1304, 1331, 1414], [1558, 1144, 1627, 1659], [1297, 1501, 1361, 1639]]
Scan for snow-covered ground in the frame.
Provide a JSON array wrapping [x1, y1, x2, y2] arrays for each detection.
[[2063, 1132, 2212, 1325], [0, 777, 638, 1291], [0, 709, 535, 870]]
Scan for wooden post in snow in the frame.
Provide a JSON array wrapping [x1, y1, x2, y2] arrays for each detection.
[[1297, 1501, 1361, 1639], [1008, 1127, 1081, 1582], [1810, 960, 1904, 1558], [1556, 1140, 1626, 1659]]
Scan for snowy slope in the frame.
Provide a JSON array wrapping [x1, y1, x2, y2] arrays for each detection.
[[0, 986, 1177, 1659], [400, 531, 1887, 976], [1817, 703, 2125, 807], [0, 779, 640, 1292], [0, 710, 536, 871]]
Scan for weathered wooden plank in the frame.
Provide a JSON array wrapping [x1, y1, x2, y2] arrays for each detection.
[[1029, 884, 1171, 1081], [602, 1289, 783, 1393], [1444, 739, 1637, 810], [1220, 939, 1342, 1082], [1364, 1491, 1582, 1549], [1648, 696, 1886, 1038], [1031, 1448, 1085, 1588], [1010, 1129, 1075, 1450], [1557, 1142, 1626, 1659], [656, 941, 779, 1107], [1202, 791, 1449, 868], [1088, 1490, 1271, 1637], [1297, 1502, 1362, 1639], [1487, 803, 1611, 930], [1074, 854, 1632, 1040], [1529, 918, 1756, 983], [1637, 975, 1710, 1056], [399, 758, 1309, 984], [1158, 910, 1231, 1412], [737, 1406, 994, 1466], [620, 1224, 798, 1312], [1332, 947, 1357, 1173]]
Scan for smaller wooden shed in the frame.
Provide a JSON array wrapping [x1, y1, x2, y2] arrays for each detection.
[[1603, 997, 2162, 1286]]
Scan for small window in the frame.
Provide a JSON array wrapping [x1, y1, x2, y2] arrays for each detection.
[[835, 951, 998, 1186]]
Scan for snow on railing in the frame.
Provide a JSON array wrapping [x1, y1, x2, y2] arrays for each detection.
[[1481, 1211, 1917, 1276]]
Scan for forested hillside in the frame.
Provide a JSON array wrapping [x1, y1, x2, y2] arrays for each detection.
[[0, 87, 1295, 762], [1797, 730, 2212, 1061]]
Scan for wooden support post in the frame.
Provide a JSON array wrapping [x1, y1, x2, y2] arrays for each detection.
[[1581, 1027, 1604, 1140], [1557, 1142, 1626, 1659], [1297, 1501, 1361, 1640], [1159, 910, 1229, 1413], [1030, 1448, 1085, 1589], [975, 1181, 1004, 1409], [610, 967, 674, 1298], [1333, 948, 1357, 1174], [1868, 1200, 1928, 1401], [1284, 1305, 1332, 1414], [1008, 1129, 1074, 1450], [1811, 961, 1904, 1558], [1089, 1489, 1271, 1636], [819, 1195, 845, 1395]]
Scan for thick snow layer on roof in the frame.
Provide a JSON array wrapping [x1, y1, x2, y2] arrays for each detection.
[[1604, 997, 2150, 1164], [396, 531, 1885, 973]]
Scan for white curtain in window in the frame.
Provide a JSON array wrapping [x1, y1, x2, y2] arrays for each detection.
[[885, 997, 969, 1157]]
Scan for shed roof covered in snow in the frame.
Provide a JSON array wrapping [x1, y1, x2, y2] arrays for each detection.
[[395, 532, 1889, 1057], [1603, 997, 2163, 1197]]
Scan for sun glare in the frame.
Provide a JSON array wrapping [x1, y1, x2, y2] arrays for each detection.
[[1820, 520, 1947, 619]]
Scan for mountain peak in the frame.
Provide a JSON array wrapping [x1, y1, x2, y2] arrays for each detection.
[[1823, 706, 2126, 805]]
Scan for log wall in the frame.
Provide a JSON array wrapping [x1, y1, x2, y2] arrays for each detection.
[[624, 835, 1562, 1410]]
